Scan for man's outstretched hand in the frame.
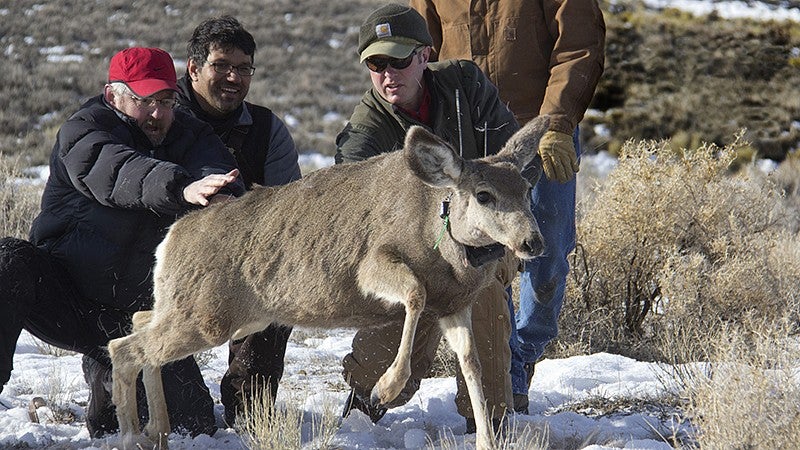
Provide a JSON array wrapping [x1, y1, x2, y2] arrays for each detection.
[[183, 169, 240, 206]]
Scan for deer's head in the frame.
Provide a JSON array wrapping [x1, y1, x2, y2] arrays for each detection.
[[403, 115, 550, 262]]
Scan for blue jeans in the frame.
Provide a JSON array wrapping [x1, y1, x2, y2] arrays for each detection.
[[509, 129, 579, 395]]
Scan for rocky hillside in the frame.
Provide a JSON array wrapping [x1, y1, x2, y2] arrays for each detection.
[[592, 1, 800, 160], [1, 0, 799, 164]]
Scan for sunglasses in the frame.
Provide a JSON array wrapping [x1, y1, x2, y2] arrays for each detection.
[[365, 47, 421, 73]]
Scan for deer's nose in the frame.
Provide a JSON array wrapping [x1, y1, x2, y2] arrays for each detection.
[[521, 233, 545, 258]]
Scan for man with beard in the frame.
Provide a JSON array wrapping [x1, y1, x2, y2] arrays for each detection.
[[176, 16, 302, 427], [0, 47, 245, 437]]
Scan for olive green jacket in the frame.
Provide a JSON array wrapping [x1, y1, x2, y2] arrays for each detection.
[[335, 59, 519, 163]]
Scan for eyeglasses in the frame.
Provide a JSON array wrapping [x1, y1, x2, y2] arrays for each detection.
[[365, 47, 421, 73], [129, 94, 178, 110], [206, 61, 256, 77]]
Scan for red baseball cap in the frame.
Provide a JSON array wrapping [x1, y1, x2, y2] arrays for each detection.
[[108, 47, 178, 97]]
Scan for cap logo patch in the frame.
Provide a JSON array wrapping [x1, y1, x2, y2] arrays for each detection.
[[375, 23, 392, 38]]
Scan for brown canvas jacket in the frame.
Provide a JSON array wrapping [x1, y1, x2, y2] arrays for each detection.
[[410, 0, 605, 132]]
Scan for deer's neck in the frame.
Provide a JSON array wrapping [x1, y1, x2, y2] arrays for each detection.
[[431, 195, 505, 269]]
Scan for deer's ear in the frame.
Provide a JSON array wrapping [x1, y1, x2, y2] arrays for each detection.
[[404, 126, 463, 188], [495, 115, 551, 171]]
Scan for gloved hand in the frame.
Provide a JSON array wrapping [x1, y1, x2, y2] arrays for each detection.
[[539, 130, 579, 183]]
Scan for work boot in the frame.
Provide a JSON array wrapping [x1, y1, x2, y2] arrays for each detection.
[[82, 355, 118, 438], [465, 417, 503, 434], [341, 389, 387, 423], [513, 393, 529, 414], [513, 362, 536, 414]]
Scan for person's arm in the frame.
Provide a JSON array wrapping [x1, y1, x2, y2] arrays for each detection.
[[59, 108, 243, 215], [58, 118, 194, 216], [335, 93, 404, 164], [540, 0, 606, 134], [334, 122, 385, 164], [263, 115, 302, 186]]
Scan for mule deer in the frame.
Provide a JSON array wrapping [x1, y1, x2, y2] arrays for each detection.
[[107, 115, 550, 450]]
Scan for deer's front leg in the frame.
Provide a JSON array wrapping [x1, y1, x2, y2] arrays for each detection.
[[356, 246, 426, 405], [440, 307, 494, 450]]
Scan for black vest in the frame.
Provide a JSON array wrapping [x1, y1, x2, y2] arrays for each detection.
[[226, 102, 273, 189]]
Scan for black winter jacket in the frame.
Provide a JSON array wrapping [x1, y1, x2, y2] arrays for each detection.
[[29, 95, 244, 312]]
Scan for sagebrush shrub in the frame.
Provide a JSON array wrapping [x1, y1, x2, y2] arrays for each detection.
[[559, 137, 800, 362], [0, 155, 42, 239], [237, 385, 339, 450], [685, 322, 800, 449]]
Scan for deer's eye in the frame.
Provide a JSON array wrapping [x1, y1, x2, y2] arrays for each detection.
[[476, 191, 494, 205]]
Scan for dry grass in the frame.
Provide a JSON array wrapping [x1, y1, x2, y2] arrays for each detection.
[[14, 364, 80, 425], [30, 338, 76, 358], [427, 419, 549, 450], [683, 321, 800, 449], [236, 383, 340, 450], [0, 154, 42, 239]]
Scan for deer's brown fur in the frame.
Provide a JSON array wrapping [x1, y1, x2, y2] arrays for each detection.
[[107, 116, 550, 450]]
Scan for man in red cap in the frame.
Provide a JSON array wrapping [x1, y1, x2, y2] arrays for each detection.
[[0, 47, 245, 438]]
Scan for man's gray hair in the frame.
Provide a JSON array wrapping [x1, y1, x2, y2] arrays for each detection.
[[108, 82, 133, 97]]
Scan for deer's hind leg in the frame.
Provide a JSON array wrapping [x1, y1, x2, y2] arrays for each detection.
[[357, 247, 426, 406], [109, 308, 227, 448], [127, 310, 170, 446], [108, 329, 158, 448]]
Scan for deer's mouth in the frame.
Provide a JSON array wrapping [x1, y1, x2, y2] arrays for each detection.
[[463, 243, 506, 267]]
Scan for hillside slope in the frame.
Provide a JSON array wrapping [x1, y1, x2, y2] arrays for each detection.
[[1, 0, 799, 163]]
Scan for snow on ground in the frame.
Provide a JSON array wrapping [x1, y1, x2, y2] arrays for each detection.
[[1, 329, 691, 449]]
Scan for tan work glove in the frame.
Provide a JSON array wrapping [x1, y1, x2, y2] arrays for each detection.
[[539, 130, 579, 183]]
